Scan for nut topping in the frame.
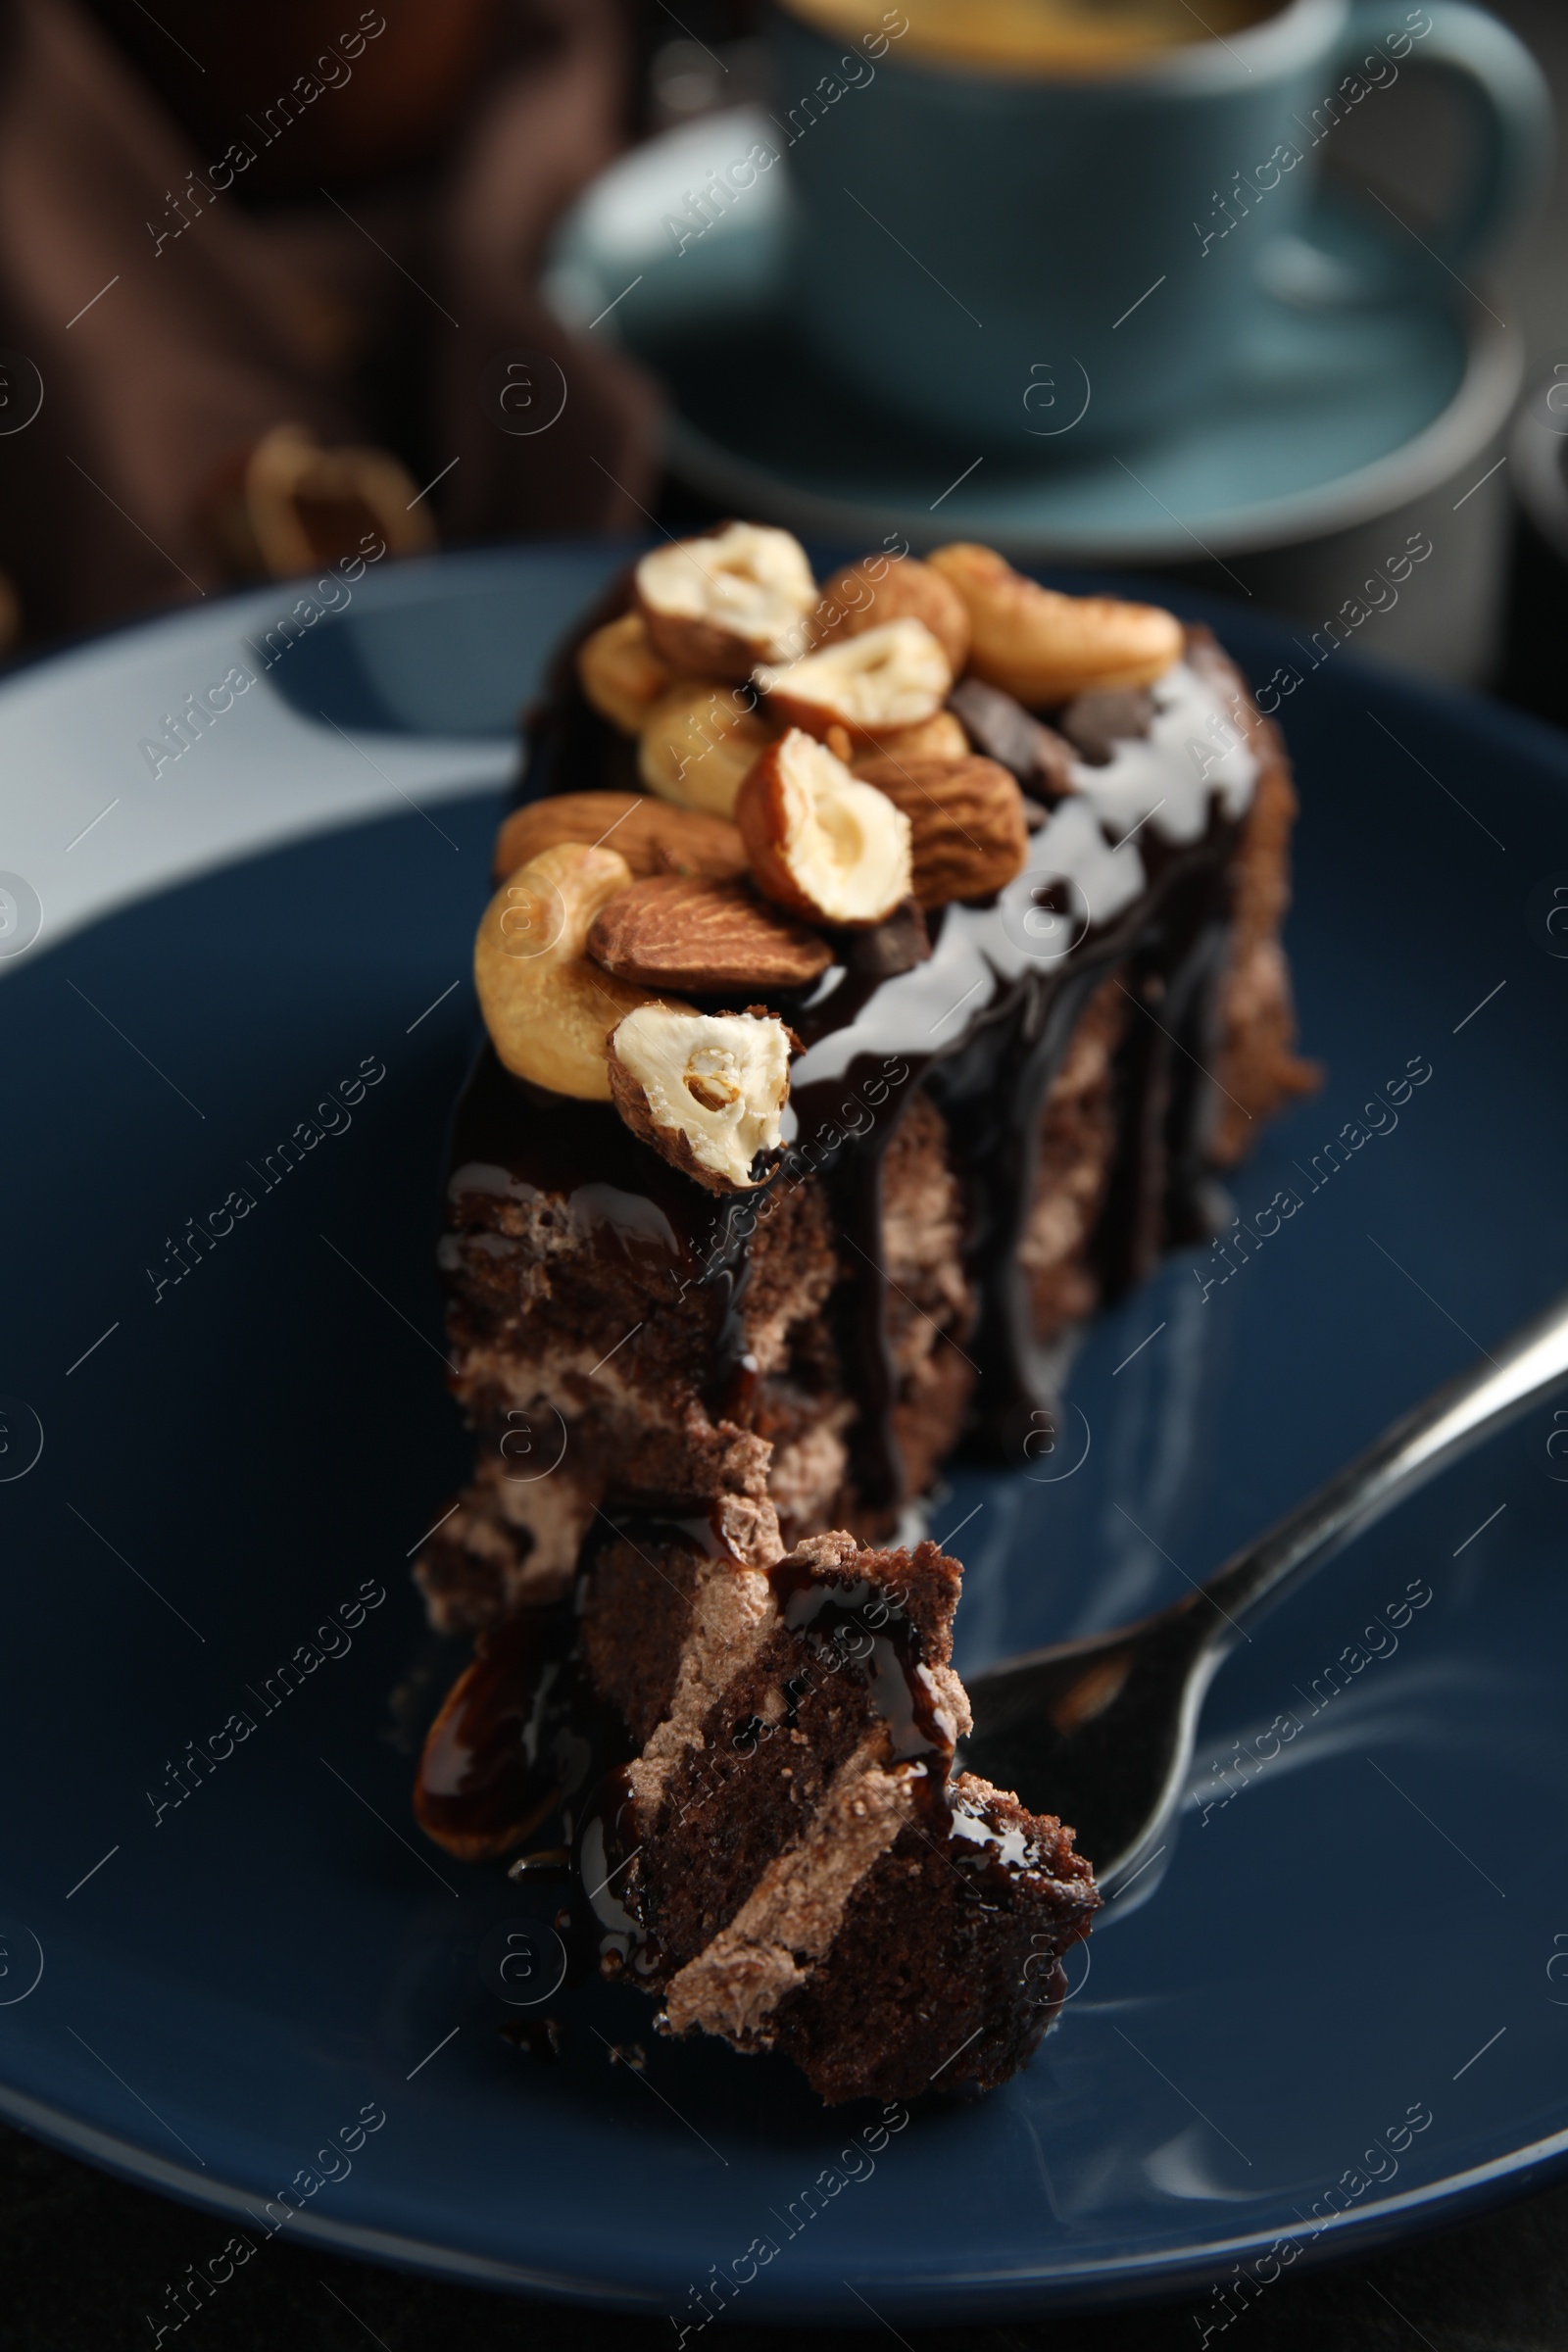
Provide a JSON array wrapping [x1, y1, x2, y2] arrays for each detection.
[[589, 876, 833, 993], [849, 710, 969, 771], [474, 843, 677, 1101], [575, 611, 674, 735], [811, 556, 971, 673], [493, 792, 747, 886], [755, 618, 952, 743], [736, 729, 912, 930], [855, 754, 1028, 906], [635, 522, 817, 680], [638, 680, 776, 816], [927, 543, 1183, 706], [608, 1005, 794, 1192]]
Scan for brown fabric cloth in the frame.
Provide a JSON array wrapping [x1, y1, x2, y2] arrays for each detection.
[[0, 0, 660, 641]]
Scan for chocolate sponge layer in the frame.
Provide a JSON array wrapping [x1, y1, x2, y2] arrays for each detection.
[[580, 1528, 1099, 2106]]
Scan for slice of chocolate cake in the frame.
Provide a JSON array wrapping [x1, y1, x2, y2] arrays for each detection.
[[408, 525, 1315, 2102], [417, 1519, 1099, 2104], [416, 533, 1312, 1633]]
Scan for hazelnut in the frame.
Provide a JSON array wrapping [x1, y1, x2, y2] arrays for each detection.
[[756, 618, 952, 743], [635, 521, 817, 679], [811, 555, 971, 672], [736, 729, 912, 929], [608, 1006, 794, 1192], [575, 612, 674, 735], [638, 681, 777, 816]]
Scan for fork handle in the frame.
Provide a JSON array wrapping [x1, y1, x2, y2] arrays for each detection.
[[1197, 1289, 1568, 1648]]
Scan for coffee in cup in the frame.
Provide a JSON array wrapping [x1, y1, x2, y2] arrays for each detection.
[[784, 0, 1286, 75]]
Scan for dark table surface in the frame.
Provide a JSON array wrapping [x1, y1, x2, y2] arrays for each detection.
[[9, 508, 1568, 2350]]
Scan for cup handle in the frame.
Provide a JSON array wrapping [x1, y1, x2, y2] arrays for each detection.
[[1263, 1, 1553, 306]]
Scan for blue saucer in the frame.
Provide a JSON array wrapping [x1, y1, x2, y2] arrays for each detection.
[[3, 543, 1568, 2320], [544, 107, 1519, 560]]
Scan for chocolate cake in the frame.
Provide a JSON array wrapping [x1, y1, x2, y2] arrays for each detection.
[[410, 524, 1314, 2100], [416, 1522, 1099, 2103]]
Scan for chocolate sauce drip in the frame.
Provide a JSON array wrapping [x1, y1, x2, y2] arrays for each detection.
[[769, 1560, 951, 1778], [1090, 828, 1237, 1303], [448, 1052, 758, 1420], [413, 1603, 610, 1860]]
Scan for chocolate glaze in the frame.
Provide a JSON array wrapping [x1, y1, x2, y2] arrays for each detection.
[[413, 1600, 612, 1861], [769, 1558, 950, 1778], [448, 1055, 760, 1419]]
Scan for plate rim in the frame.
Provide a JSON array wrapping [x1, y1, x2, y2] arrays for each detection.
[[5, 2072, 1568, 2319], [8, 543, 1568, 2317]]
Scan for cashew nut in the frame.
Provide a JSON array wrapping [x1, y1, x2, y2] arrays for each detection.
[[473, 842, 683, 1100], [927, 542, 1183, 706]]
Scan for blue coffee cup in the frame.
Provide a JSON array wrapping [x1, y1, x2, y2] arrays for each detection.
[[766, 0, 1552, 448]]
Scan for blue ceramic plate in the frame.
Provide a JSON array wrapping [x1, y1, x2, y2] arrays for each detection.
[[3, 544, 1568, 2325], [543, 107, 1521, 563]]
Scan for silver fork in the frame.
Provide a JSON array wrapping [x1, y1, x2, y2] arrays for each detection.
[[959, 1290, 1568, 1892]]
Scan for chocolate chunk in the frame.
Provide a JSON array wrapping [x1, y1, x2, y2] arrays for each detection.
[[1056, 687, 1155, 767], [839, 898, 931, 978], [950, 677, 1077, 802]]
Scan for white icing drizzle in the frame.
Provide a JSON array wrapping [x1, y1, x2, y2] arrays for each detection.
[[788, 659, 1252, 1091], [1066, 659, 1258, 847], [985, 794, 1147, 984], [449, 1159, 542, 1201], [949, 1803, 1036, 1873]]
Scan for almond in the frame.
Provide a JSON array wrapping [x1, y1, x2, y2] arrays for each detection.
[[849, 710, 969, 771], [575, 612, 674, 734], [608, 1005, 794, 1191], [855, 754, 1028, 907], [755, 618, 951, 742], [736, 730, 911, 929], [635, 522, 816, 679], [927, 542, 1182, 706], [811, 555, 971, 672], [493, 792, 747, 886], [588, 876, 832, 992]]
